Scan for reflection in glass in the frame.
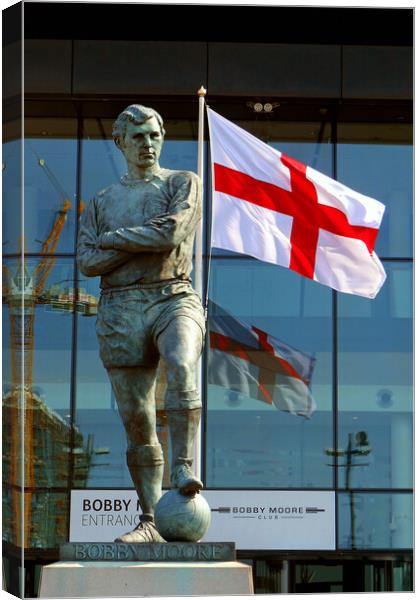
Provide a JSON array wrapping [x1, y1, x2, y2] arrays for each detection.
[[270, 122, 332, 176], [392, 561, 413, 591], [294, 563, 343, 594], [206, 259, 333, 488], [81, 118, 198, 202], [2, 490, 69, 549], [254, 560, 284, 594], [24, 118, 78, 253], [338, 492, 413, 550], [3, 138, 22, 254], [2, 258, 88, 548], [208, 300, 316, 417], [338, 262, 413, 489], [337, 124, 413, 258]]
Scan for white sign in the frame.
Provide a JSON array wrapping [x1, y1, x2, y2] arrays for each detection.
[[202, 490, 335, 550], [70, 490, 140, 542], [70, 489, 335, 550]]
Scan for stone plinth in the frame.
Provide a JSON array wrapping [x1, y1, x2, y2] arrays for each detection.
[[60, 541, 235, 562], [38, 561, 254, 597]]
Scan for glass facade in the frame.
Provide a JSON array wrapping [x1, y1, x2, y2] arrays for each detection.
[[24, 119, 78, 253], [2, 7, 413, 593], [206, 262, 333, 489], [338, 492, 413, 550], [5, 106, 412, 535], [2, 103, 413, 594], [337, 262, 413, 490]]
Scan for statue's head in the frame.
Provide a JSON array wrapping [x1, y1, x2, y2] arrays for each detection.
[[113, 105, 166, 171], [112, 104, 166, 145]]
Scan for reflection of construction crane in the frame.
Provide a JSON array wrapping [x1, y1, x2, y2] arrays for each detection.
[[2, 152, 90, 548]]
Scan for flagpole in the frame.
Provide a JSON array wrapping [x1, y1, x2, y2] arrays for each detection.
[[194, 85, 207, 301], [194, 85, 206, 482]]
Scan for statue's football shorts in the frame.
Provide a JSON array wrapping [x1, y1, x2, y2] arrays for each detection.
[[95, 280, 206, 369]]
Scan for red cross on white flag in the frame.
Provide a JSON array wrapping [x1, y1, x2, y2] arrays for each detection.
[[207, 108, 386, 298]]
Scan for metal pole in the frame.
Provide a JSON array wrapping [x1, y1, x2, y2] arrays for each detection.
[[194, 85, 207, 480], [194, 85, 207, 299]]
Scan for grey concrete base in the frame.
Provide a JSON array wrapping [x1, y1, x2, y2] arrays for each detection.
[[39, 561, 254, 597]]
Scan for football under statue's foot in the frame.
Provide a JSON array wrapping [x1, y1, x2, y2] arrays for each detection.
[[114, 520, 165, 543], [171, 463, 203, 495]]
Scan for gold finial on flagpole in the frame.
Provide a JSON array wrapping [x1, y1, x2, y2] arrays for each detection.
[[197, 85, 207, 97]]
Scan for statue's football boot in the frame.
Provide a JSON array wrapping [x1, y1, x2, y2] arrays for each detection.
[[114, 520, 165, 543], [171, 462, 203, 495]]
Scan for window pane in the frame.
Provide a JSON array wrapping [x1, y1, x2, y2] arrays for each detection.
[[392, 561, 413, 592], [3, 258, 76, 549], [338, 262, 413, 489], [3, 258, 75, 489], [2, 265, 14, 393], [31, 258, 74, 480], [3, 259, 22, 550], [81, 118, 198, 202], [294, 563, 343, 594], [2, 491, 69, 549], [338, 492, 413, 550], [206, 258, 333, 488], [29, 257, 74, 413], [270, 121, 332, 175], [79, 119, 126, 201], [24, 118, 78, 253], [254, 559, 284, 594], [337, 123, 413, 258], [30, 491, 69, 548], [3, 316, 21, 549], [3, 137, 22, 254]]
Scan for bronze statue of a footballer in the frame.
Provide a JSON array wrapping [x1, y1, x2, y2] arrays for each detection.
[[77, 105, 205, 543]]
